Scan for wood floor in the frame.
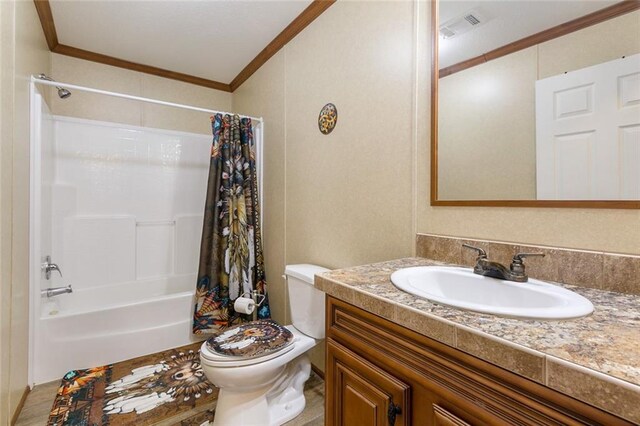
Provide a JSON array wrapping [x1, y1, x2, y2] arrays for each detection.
[[15, 370, 324, 426]]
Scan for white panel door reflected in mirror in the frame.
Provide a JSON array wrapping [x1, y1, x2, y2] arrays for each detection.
[[535, 54, 640, 200]]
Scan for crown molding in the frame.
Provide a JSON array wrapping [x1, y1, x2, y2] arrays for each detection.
[[439, 0, 640, 78], [33, 0, 336, 93], [52, 44, 232, 92]]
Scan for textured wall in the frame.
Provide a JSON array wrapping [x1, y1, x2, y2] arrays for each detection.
[[538, 10, 640, 79], [0, 0, 52, 421], [438, 47, 537, 200], [284, 1, 415, 269]]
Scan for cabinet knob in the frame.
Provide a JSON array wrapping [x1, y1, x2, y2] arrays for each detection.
[[387, 399, 402, 425]]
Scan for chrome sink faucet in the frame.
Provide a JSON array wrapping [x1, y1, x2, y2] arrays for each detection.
[[462, 244, 544, 283]]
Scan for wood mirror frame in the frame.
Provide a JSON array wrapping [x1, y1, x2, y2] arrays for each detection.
[[430, 0, 640, 209]]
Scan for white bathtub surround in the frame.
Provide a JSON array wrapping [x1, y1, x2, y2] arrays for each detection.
[[31, 112, 214, 384]]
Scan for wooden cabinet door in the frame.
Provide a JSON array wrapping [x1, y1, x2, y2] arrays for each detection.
[[326, 339, 410, 426]]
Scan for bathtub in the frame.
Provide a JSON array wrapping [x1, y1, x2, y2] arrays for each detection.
[[33, 273, 204, 384]]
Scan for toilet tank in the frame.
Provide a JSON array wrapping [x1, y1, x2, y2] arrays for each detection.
[[284, 264, 330, 339]]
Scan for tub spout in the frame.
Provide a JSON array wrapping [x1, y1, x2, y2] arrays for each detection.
[[42, 285, 73, 298]]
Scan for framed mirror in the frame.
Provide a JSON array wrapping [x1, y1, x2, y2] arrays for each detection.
[[430, 0, 640, 208]]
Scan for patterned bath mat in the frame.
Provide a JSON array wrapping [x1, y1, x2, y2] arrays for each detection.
[[177, 409, 216, 425], [47, 342, 218, 426]]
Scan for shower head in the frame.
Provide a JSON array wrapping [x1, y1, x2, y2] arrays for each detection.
[[38, 73, 72, 99], [57, 87, 72, 99]]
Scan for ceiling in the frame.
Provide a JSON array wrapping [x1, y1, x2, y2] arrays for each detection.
[[439, 0, 623, 69], [49, 0, 314, 85]]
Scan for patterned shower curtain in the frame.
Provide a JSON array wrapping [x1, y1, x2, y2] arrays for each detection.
[[193, 114, 270, 334]]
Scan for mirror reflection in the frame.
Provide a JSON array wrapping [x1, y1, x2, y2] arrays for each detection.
[[437, 1, 640, 201]]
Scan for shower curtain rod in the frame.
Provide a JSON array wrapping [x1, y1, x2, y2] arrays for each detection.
[[31, 76, 263, 124]]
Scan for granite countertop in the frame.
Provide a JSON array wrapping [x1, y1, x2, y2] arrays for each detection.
[[315, 257, 640, 423]]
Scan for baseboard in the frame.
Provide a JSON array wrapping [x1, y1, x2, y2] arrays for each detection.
[[311, 364, 325, 380], [10, 385, 30, 426]]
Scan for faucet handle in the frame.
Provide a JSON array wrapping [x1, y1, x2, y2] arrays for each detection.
[[512, 252, 545, 263], [462, 244, 487, 259], [42, 256, 63, 280], [510, 252, 545, 277]]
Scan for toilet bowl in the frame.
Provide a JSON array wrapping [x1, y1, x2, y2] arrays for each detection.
[[200, 264, 329, 426]]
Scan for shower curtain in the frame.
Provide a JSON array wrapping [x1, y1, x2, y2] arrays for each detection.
[[193, 114, 270, 334]]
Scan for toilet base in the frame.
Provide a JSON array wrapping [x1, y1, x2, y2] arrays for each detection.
[[212, 354, 311, 426]]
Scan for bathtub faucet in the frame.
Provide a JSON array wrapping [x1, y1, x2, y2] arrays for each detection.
[[42, 256, 63, 280], [42, 285, 73, 298]]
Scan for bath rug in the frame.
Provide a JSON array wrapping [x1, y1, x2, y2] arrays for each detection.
[[47, 342, 218, 426], [175, 409, 216, 425]]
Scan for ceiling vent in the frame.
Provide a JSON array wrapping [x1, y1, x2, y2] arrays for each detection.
[[439, 9, 491, 40]]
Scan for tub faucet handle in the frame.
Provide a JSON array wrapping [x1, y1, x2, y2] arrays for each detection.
[[42, 256, 63, 280]]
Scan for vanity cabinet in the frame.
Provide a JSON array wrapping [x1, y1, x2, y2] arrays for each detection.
[[324, 296, 632, 426]]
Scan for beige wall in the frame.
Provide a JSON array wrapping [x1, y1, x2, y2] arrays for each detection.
[[538, 10, 640, 79], [284, 1, 415, 268], [0, 0, 51, 422], [0, 3, 11, 421], [233, 1, 418, 370], [286, 1, 417, 369], [438, 10, 640, 200], [439, 47, 537, 199], [50, 54, 233, 135]]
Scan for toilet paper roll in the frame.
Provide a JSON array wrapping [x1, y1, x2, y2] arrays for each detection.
[[234, 297, 255, 315]]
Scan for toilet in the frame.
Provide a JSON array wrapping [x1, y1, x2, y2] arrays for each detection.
[[200, 264, 329, 426]]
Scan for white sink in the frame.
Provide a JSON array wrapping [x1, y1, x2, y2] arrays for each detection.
[[390, 266, 594, 320]]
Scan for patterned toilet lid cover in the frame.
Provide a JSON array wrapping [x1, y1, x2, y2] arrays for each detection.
[[206, 319, 294, 359]]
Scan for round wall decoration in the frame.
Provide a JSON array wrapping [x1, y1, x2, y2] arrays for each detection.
[[318, 103, 338, 135]]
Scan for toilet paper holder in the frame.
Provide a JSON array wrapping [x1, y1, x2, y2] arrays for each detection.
[[240, 290, 266, 307], [239, 290, 266, 321]]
